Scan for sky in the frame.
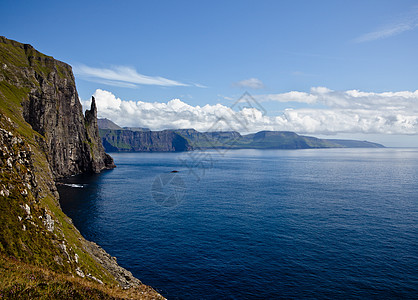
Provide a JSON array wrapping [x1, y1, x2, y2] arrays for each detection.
[[1, 0, 418, 147]]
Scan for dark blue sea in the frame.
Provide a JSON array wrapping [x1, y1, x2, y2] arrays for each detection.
[[58, 148, 418, 299]]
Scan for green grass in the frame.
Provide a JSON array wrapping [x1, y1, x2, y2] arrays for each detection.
[[0, 41, 28, 68]]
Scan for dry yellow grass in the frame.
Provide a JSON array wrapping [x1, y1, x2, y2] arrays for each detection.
[[0, 254, 165, 299]]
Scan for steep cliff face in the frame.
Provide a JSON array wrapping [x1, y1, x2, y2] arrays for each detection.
[[0, 37, 162, 299], [100, 129, 192, 152], [85, 97, 115, 172], [0, 36, 114, 178]]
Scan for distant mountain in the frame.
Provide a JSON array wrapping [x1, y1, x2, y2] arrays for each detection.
[[97, 119, 151, 131], [97, 118, 122, 130], [175, 130, 385, 149], [238, 131, 340, 149], [325, 139, 385, 148], [99, 120, 385, 151], [175, 130, 343, 149]]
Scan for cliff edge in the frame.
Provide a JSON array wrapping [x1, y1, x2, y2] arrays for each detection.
[[0, 36, 163, 299]]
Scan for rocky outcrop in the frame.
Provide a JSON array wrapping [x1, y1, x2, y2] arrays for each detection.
[[85, 97, 115, 172]]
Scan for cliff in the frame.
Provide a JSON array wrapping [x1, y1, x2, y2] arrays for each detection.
[[176, 129, 384, 149], [0, 36, 115, 178], [100, 122, 384, 152], [325, 139, 384, 148], [238, 131, 340, 149], [100, 128, 192, 152], [0, 36, 163, 299]]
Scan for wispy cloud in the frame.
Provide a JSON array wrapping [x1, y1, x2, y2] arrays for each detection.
[[193, 83, 208, 88], [355, 23, 417, 43], [73, 65, 190, 88], [354, 10, 418, 43], [233, 78, 265, 89]]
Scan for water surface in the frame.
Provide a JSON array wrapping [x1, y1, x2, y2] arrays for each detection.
[[58, 148, 418, 299]]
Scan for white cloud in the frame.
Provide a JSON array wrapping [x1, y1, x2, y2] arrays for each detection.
[[233, 78, 265, 89], [74, 65, 189, 87], [259, 87, 418, 111], [85, 88, 418, 135], [258, 91, 318, 104]]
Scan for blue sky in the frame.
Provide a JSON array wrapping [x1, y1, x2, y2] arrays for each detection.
[[2, 0, 418, 146]]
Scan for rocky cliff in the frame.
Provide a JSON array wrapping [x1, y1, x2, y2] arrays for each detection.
[[176, 129, 385, 149], [0, 36, 163, 299], [0, 36, 115, 178], [100, 128, 192, 152], [84, 97, 115, 172]]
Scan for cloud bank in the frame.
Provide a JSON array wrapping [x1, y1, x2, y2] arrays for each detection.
[[85, 88, 418, 135], [74, 65, 189, 88]]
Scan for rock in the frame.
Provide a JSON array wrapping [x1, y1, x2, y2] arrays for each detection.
[[84, 97, 116, 172], [21, 204, 31, 215], [86, 273, 103, 285], [0, 189, 9, 197], [6, 157, 13, 168], [76, 267, 85, 278], [58, 241, 70, 261], [43, 213, 54, 232]]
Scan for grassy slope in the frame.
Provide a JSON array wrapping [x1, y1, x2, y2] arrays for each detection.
[[0, 254, 160, 300]]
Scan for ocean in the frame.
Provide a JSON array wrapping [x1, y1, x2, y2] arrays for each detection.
[[58, 148, 418, 299]]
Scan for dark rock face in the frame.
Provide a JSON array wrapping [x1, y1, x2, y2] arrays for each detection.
[[84, 97, 115, 172], [0, 36, 114, 178], [100, 129, 192, 152]]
